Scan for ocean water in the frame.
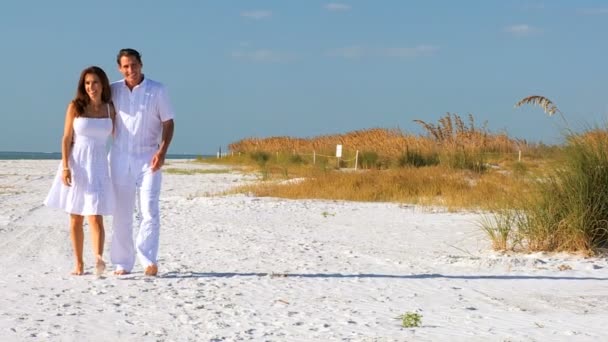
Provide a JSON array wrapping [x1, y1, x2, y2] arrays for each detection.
[[0, 151, 209, 160]]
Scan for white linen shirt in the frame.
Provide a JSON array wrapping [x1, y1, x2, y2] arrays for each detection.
[[111, 77, 175, 156]]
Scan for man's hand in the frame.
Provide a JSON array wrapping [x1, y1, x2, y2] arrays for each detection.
[[151, 151, 166, 172], [151, 119, 174, 172]]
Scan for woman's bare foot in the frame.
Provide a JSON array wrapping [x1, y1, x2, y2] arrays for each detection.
[[71, 263, 84, 276], [95, 257, 106, 277]]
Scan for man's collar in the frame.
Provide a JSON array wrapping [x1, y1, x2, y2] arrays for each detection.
[[123, 75, 146, 89]]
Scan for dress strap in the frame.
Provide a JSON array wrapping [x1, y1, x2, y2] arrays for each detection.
[[106, 103, 110, 118]]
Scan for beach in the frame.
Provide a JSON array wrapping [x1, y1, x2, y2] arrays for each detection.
[[1, 159, 607, 341]]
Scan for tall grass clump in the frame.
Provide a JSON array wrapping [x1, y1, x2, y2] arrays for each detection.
[[398, 148, 439, 168], [414, 113, 516, 172], [359, 151, 379, 169], [480, 208, 525, 251], [520, 131, 608, 251], [483, 96, 608, 252], [438, 148, 487, 173]]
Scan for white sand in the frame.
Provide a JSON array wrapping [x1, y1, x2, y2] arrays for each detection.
[[0, 159, 607, 341]]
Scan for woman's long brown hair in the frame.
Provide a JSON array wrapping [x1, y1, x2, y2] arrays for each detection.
[[71, 66, 112, 117]]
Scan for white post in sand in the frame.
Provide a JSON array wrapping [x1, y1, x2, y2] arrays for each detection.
[[336, 144, 342, 169], [313, 151, 316, 165], [518, 150, 521, 162], [355, 150, 359, 170]]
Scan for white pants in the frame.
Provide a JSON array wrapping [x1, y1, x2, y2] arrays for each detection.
[[109, 151, 162, 272]]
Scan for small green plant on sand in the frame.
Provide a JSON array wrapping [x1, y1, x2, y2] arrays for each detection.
[[398, 312, 422, 328]]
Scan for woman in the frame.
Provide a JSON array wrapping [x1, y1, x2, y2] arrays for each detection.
[[44, 66, 115, 276]]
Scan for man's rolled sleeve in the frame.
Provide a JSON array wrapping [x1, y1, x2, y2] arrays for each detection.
[[158, 86, 175, 122]]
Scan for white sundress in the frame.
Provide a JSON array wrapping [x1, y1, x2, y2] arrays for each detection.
[[44, 106, 114, 216]]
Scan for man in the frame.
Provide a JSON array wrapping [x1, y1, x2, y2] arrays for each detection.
[[110, 48, 175, 276]]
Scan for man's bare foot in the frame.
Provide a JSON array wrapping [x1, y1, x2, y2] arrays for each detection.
[[71, 263, 84, 276], [95, 257, 106, 277], [144, 264, 158, 276], [114, 269, 130, 276]]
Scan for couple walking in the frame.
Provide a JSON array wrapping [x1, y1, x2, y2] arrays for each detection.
[[44, 48, 175, 277]]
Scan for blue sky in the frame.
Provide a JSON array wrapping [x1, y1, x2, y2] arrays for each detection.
[[1, 1, 607, 154]]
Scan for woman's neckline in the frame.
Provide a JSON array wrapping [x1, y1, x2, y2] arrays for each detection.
[[77, 116, 111, 120], [81, 102, 110, 119]]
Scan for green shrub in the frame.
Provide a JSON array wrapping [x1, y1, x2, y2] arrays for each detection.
[[289, 154, 305, 164], [250, 151, 270, 167], [359, 151, 379, 169], [439, 149, 486, 173], [398, 312, 422, 328], [398, 150, 439, 168]]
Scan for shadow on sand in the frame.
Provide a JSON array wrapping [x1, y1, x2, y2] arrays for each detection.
[[159, 271, 608, 281]]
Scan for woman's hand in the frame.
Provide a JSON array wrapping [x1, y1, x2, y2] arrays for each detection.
[[62, 169, 72, 186]]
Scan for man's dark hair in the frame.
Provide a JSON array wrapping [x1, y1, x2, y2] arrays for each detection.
[[116, 48, 142, 65]]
